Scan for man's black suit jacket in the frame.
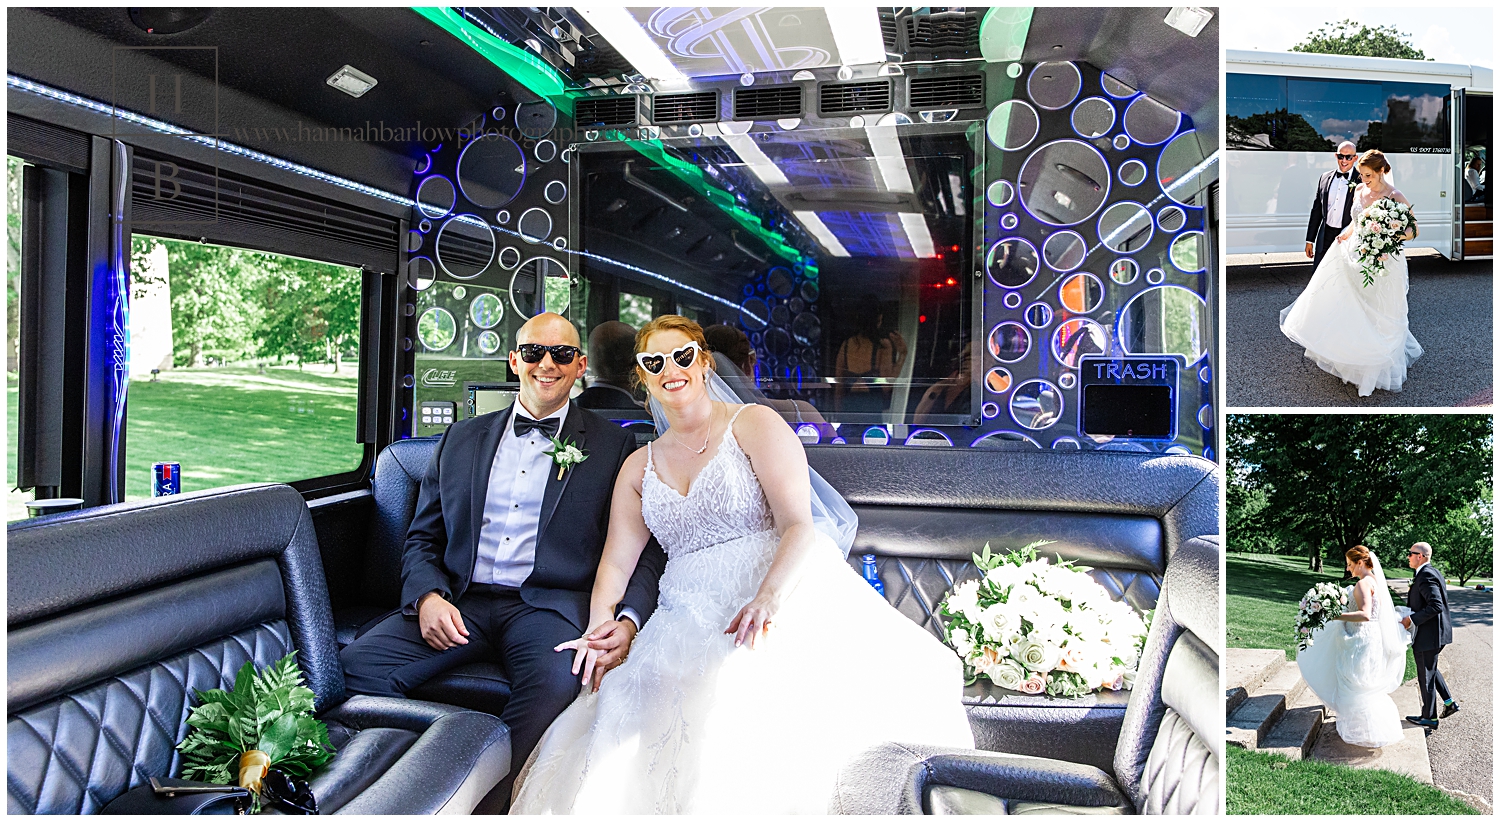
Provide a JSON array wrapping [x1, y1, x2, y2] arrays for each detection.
[[1305, 169, 1357, 247], [399, 400, 666, 632], [1406, 562, 1454, 652]]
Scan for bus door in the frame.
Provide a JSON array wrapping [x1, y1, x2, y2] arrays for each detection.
[[1454, 88, 1493, 260]]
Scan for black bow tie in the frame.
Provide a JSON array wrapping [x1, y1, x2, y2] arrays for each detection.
[[514, 414, 560, 439], [1335, 171, 1352, 181]]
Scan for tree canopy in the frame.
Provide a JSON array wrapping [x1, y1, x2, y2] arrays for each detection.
[[130, 236, 360, 370], [1291, 20, 1430, 61], [1228, 415, 1492, 576]]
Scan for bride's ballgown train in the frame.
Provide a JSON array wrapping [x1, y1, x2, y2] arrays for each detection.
[[1279, 188, 1423, 396], [1296, 584, 1406, 748], [511, 406, 974, 813]]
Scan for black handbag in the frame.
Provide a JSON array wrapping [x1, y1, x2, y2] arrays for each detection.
[[101, 777, 249, 815]]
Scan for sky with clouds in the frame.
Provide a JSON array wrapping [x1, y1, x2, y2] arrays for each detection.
[[1222, 6, 1493, 68]]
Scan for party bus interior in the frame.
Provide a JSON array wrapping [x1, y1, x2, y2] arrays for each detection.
[[8, 6, 1222, 815]]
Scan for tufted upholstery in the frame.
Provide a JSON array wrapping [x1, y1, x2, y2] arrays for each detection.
[[346, 440, 1216, 778], [831, 533, 1222, 814], [7, 484, 511, 815]]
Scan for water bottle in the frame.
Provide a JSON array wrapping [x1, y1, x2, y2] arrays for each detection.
[[861, 554, 884, 596]]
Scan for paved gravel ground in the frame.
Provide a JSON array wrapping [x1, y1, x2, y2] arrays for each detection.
[[1226, 250, 1492, 408], [1427, 587, 1493, 810]]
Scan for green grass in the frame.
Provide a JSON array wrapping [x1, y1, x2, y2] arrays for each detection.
[[8, 367, 361, 521], [1228, 745, 1478, 814], [1227, 554, 1417, 683]]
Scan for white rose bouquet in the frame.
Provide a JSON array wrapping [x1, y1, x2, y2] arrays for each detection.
[[1352, 198, 1415, 288], [938, 542, 1152, 698], [1295, 582, 1347, 650]]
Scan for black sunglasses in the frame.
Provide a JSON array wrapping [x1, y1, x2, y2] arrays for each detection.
[[516, 343, 581, 365], [1336, 153, 1357, 160], [261, 769, 317, 815], [636, 341, 702, 375]]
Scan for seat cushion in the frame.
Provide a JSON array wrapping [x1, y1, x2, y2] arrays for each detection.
[[408, 662, 513, 715]]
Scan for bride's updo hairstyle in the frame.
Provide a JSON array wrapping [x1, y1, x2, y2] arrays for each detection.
[[1345, 545, 1375, 570], [632, 314, 715, 388], [1357, 149, 1391, 175]]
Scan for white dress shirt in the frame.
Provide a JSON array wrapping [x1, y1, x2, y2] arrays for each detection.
[[1326, 171, 1351, 228], [472, 402, 570, 586]]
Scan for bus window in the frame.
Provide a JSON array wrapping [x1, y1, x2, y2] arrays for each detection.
[[122, 237, 364, 499], [6, 157, 25, 521], [1227, 73, 1450, 154]]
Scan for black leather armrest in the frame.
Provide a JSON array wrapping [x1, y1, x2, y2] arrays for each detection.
[[831, 743, 1131, 815], [320, 697, 510, 815]]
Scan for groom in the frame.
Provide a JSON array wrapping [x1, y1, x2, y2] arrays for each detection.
[[1305, 140, 1360, 272], [340, 312, 666, 805], [1401, 542, 1458, 728]]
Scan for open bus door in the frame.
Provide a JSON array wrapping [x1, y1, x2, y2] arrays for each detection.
[[1453, 87, 1493, 260]]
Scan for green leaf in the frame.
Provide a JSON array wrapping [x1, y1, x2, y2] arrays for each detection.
[[259, 712, 300, 763]]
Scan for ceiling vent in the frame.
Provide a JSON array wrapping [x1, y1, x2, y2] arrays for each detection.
[[574, 95, 643, 128], [902, 10, 982, 58], [908, 75, 984, 110], [652, 91, 719, 124], [819, 81, 892, 115], [733, 86, 802, 120]]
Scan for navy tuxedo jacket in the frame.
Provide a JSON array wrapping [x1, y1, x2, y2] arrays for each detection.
[[399, 400, 666, 632], [1306, 169, 1358, 246], [1406, 563, 1454, 652]]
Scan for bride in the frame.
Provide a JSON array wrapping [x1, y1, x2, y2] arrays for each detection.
[[511, 315, 974, 813], [1279, 149, 1423, 396], [1297, 546, 1411, 748]]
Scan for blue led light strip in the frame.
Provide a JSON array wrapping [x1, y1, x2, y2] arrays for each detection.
[[8, 74, 416, 209], [491, 225, 744, 315]]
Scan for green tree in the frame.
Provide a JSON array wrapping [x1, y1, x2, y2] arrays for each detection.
[[160, 240, 263, 366], [1291, 20, 1430, 61], [7, 158, 23, 373], [256, 254, 360, 371], [1373, 484, 1493, 587], [1228, 414, 1492, 572]]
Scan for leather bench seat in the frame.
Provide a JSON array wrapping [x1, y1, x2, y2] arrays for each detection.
[[7, 484, 510, 815], [334, 438, 1217, 778]]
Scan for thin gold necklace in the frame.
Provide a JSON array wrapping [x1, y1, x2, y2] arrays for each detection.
[[676, 402, 715, 455]]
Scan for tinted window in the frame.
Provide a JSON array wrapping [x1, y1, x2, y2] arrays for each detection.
[[123, 236, 364, 499], [6, 157, 25, 521], [1228, 73, 1450, 152]]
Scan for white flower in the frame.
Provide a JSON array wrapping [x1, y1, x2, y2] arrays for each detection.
[[978, 603, 1021, 643], [944, 581, 985, 625], [1018, 637, 1062, 672], [988, 659, 1027, 691], [949, 627, 974, 658]]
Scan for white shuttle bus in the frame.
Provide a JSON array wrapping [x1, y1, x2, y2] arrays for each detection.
[[1226, 49, 1492, 260]]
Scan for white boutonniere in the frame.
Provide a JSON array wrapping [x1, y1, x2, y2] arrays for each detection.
[[544, 436, 588, 480]]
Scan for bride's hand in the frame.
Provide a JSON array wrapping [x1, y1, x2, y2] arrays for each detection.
[[553, 635, 604, 690], [725, 594, 780, 649]]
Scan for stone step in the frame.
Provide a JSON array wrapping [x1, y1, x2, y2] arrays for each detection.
[[1258, 655, 1309, 706], [1225, 648, 1288, 695], [1261, 705, 1325, 760], [1227, 689, 1287, 749], [1225, 686, 1249, 715]]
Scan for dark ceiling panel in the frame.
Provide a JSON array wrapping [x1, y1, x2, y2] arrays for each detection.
[[9, 7, 517, 194]]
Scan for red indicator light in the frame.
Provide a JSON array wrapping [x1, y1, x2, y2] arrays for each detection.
[[945, 277, 957, 285], [919, 314, 927, 323], [950, 245, 960, 252]]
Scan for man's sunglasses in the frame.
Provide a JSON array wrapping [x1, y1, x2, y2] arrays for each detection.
[[516, 343, 581, 365], [1336, 153, 1357, 160], [1409, 550, 1424, 556], [636, 341, 702, 375]]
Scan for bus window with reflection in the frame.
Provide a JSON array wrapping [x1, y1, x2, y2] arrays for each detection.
[[6, 157, 26, 521], [122, 237, 364, 499], [1227, 73, 1451, 153]]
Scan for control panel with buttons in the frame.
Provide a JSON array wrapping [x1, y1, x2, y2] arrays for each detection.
[[419, 401, 456, 431]]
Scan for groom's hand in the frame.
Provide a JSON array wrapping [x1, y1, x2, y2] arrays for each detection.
[[1305, 242, 1314, 259], [418, 592, 470, 650], [585, 619, 638, 691], [1402, 616, 1413, 630]]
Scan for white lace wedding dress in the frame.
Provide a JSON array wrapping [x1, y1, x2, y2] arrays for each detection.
[[1279, 186, 1424, 395], [1296, 564, 1410, 748], [511, 406, 974, 813]]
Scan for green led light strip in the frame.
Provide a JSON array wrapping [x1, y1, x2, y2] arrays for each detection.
[[413, 7, 577, 113]]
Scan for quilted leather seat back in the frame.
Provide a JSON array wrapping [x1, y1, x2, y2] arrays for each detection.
[[843, 506, 1163, 639], [1117, 535, 1221, 814], [363, 438, 439, 607], [7, 485, 345, 815]]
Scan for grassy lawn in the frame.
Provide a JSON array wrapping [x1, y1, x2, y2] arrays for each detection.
[[1227, 553, 1416, 683], [1228, 746, 1478, 814], [8, 367, 361, 521]]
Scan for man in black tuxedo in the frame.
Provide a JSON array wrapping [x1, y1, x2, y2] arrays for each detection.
[[1305, 140, 1360, 272], [1401, 541, 1458, 728], [340, 312, 666, 804]]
